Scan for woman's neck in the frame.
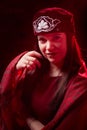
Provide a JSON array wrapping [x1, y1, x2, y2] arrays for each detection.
[[49, 63, 63, 77]]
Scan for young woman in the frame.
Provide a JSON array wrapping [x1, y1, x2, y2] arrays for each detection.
[[1, 7, 87, 130]]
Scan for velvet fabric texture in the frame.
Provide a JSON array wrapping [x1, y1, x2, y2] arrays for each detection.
[[1, 52, 87, 130]]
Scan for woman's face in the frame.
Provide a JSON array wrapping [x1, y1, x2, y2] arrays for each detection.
[[37, 32, 67, 66]]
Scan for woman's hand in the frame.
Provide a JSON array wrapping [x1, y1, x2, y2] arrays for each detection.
[[26, 117, 45, 130], [16, 51, 42, 72]]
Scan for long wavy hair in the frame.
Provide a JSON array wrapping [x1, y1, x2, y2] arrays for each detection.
[[33, 31, 83, 109]]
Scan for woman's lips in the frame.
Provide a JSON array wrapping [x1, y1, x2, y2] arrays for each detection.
[[46, 52, 56, 57]]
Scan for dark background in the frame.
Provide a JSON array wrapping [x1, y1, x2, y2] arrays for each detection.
[[0, 0, 87, 79]]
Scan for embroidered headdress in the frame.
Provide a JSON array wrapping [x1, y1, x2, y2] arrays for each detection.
[[33, 7, 75, 35]]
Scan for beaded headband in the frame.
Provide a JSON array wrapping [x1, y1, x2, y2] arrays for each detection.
[[33, 7, 75, 35], [33, 16, 61, 33]]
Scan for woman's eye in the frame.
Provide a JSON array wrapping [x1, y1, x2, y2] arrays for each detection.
[[53, 35, 60, 41], [38, 38, 47, 43]]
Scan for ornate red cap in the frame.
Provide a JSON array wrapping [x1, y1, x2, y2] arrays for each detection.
[[33, 7, 75, 35]]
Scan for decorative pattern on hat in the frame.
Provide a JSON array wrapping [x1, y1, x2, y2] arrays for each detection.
[[33, 16, 61, 33]]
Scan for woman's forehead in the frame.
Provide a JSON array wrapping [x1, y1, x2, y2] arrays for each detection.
[[37, 32, 66, 37]]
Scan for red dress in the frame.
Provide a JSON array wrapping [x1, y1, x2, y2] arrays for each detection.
[[23, 75, 62, 125], [1, 52, 87, 130]]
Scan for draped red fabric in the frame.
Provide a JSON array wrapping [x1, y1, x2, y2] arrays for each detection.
[[1, 52, 87, 130]]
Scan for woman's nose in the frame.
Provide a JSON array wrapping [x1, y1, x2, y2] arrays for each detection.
[[46, 41, 54, 50]]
